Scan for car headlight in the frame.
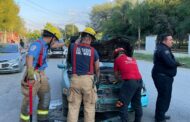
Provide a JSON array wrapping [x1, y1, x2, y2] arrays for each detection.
[[9, 58, 20, 64]]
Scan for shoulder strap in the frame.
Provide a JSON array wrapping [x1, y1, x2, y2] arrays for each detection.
[[88, 47, 94, 74], [35, 40, 44, 70], [72, 44, 78, 74]]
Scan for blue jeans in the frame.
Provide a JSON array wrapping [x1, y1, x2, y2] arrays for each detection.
[[119, 79, 143, 122]]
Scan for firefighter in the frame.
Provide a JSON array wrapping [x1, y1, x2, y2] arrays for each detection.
[[20, 28, 64, 122], [67, 27, 100, 122], [152, 33, 183, 122], [113, 48, 143, 122]]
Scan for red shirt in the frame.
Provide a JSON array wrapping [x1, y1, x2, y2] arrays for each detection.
[[114, 54, 142, 80]]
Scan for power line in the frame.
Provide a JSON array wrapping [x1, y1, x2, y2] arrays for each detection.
[[27, 0, 66, 16], [21, 1, 50, 15], [25, 0, 90, 19], [21, 1, 63, 18], [19, 1, 90, 29]]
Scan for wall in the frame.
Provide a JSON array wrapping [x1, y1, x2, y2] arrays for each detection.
[[145, 35, 157, 53]]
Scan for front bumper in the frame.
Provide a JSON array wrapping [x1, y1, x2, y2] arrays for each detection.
[[49, 51, 63, 56], [0, 62, 21, 73]]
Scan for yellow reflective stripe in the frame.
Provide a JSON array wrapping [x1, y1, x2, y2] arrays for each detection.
[[20, 114, 29, 120], [37, 110, 49, 115]]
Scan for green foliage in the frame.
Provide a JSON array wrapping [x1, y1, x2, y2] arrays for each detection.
[[134, 52, 190, 69], [90, 2, 113, 31], [90, 0, 190, 43], [134, 52, 153, 61], [65, 24, 79, 38], [0, 0, 25, 35], [26, 30, 41, 42], [175, 0, 190, 37]]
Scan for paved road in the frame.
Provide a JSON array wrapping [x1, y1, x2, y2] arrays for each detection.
[[0, 69, 24, 122], [0, 59, 190, 122], [138, 60, 190, 122], [0, 58, 63, 122]]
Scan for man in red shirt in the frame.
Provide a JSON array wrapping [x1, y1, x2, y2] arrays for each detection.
[[114, 48, 143, 122]]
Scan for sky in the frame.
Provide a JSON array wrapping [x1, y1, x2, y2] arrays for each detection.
[[14, 0, 114, 31]]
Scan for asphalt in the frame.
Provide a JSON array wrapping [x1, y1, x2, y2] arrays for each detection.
[[0, 58, 190, 122]]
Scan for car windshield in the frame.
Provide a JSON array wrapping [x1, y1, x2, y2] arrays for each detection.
[[0, 44, 18, 53]]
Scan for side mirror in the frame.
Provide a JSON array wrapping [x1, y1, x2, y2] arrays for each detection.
[[57, 64, 66, 69]]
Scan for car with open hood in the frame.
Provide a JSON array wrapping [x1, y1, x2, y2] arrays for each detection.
[[57, 37, 148, 120]]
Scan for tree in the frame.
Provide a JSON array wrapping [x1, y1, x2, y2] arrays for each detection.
[[126, 1, 150, 48], [176, 0, 190, 38], [65, 24, 79, 39], [90, 2, 113, 31], [0, 0, 26, 42], [26, 30, 41, 42], [89, 0, 189, 49]]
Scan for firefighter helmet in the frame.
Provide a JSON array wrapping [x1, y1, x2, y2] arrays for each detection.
[[82, 27, 96, 40], [43, 28, 61, 40]]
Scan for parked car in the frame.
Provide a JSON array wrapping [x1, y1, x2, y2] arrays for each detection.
[[62, 46, 68, 58], [0, 43, 26, 73], [48, 40, 65, 58], [57, 37, 148, 119], [48, 47, 64, 57]]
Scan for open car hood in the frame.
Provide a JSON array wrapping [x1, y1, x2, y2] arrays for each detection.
[[91, 37, 133, 62]]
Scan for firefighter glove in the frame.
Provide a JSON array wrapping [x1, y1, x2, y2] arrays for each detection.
[[116, 101, 124, 108], [27, 67, 37, 80]]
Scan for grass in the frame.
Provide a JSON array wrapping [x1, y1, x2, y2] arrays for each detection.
[[134, 53, 153, 62], [176, 57, 190, 68], [134, 52, 190, 69]]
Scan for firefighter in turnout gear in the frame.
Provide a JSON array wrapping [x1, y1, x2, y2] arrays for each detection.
[[67, 27, 100, 122], [20, 28, 64, 122]]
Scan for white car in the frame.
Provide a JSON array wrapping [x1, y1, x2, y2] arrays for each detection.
[[0, 43, 26, 73]]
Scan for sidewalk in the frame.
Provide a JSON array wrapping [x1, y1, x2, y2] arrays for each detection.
[[135, 50, 190, 58]]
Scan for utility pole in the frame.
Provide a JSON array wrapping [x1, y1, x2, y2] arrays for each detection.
[[137, 0, 141, 49], [3, 30, 7, 43], [72, 24, 74, 36]]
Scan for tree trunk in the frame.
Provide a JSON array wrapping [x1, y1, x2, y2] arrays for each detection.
[[138, 26, 141, 49], [3, 30, 7, 43]]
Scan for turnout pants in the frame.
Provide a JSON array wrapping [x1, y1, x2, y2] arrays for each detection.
[[20, 71, 50, 122], [119, 79, 143, 122], [67, 75, 97, 122], [152, 73, 173, 121]]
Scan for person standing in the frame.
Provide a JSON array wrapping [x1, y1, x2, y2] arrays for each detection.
[[20, 39, 25, 48], [113, 48, 143, 122], [20, 28, 64, 122], [67, 27, 100, 122], [152, 33, 183, 122]]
